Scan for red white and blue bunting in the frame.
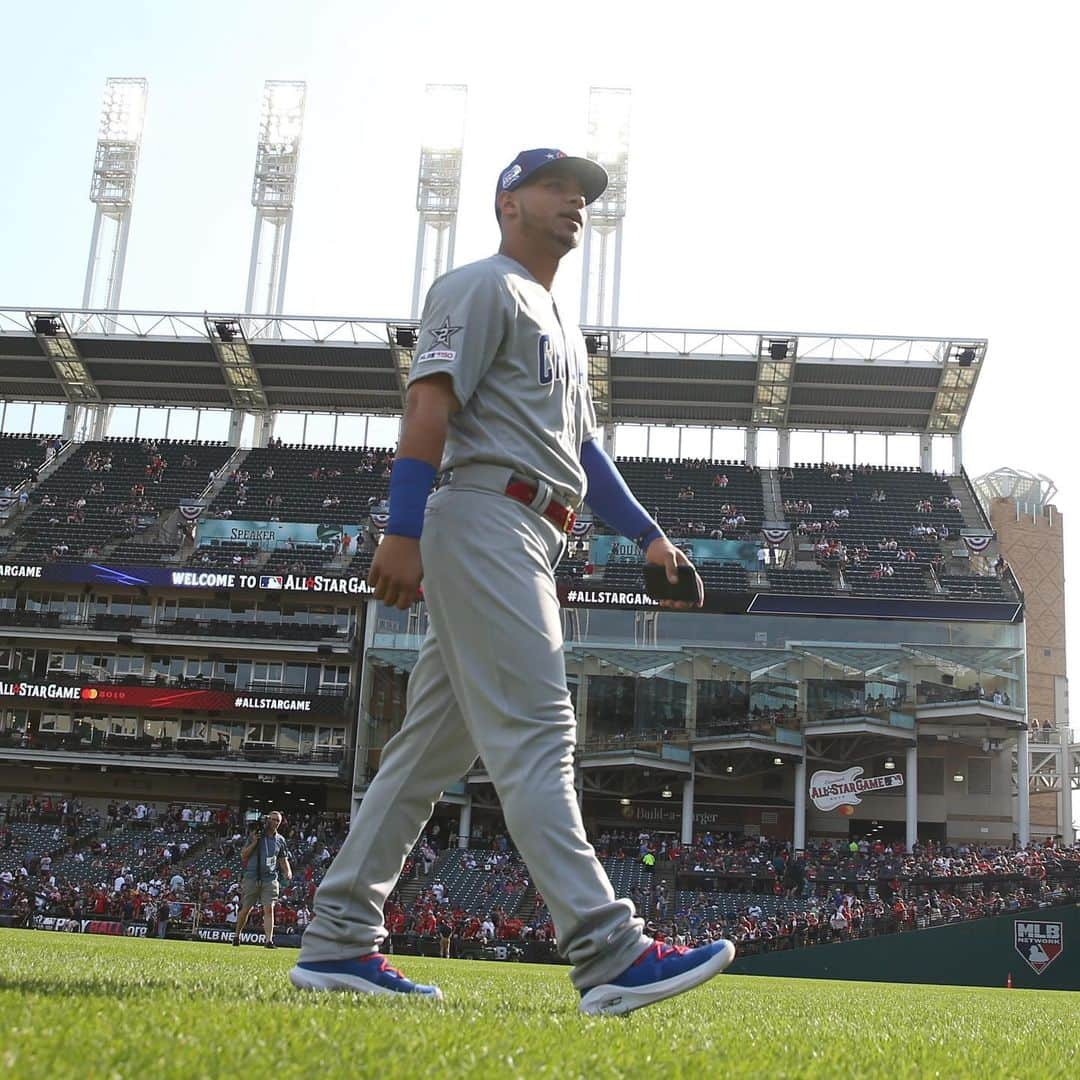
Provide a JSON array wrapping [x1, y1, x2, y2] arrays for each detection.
[[570, 518, 593, 539], [179, 503, 204, 522], [962, 534, 994, 554], [369, 512, 389, 530], [762, 528, 790, 546]]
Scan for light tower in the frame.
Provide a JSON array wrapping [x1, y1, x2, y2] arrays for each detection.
[[82, 77, 148, 311], [411, 84, 467, 317], [580, 87, 630, 326], [245, 80, 306, 316]]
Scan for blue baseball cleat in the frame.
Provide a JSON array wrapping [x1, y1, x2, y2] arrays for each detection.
[[578, 939, 735, 1016], [289, 954, 443, 1001]]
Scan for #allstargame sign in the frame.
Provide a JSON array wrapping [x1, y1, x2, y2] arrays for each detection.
[[809, 766, 905, 812], [1014, 921, 1063, 975]]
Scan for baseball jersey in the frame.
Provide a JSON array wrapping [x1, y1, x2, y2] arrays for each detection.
[[407, 253, 598, 507]]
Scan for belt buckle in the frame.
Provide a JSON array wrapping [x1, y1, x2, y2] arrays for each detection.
[[563, 508, 576, 535]]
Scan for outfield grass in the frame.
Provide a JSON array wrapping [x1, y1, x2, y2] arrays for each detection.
[[1, 930, 1075, 1079]]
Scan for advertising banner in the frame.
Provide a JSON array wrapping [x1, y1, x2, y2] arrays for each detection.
[[1014, 921, 1063, 974], [196, 519, 361, 550], [0, 680, 336, 715], [809, 767, 905, 812], [0, 561, 376, 596], [590, 535, 763, 571]]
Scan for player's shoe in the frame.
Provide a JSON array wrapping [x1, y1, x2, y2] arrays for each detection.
[[289, 954, 443, 1001], [578, 939, 735, 1016]]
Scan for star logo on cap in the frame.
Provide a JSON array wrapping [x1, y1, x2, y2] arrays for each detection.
[[428, 315, 462, 348]]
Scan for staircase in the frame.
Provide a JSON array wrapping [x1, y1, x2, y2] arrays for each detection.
[[394, 847, 453, 910], [949, 469, 993, 532], [759, 468, 786, 522]]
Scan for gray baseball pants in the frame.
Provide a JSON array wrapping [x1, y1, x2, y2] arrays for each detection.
[[298, 466, 648, 989]]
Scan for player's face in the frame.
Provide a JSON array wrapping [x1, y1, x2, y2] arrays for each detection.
[[514, 168, 587, 254]]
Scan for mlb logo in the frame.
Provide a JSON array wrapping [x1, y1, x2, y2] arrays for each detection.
[[1014, 920, 1063, 974], [260, 575, 284, 590]]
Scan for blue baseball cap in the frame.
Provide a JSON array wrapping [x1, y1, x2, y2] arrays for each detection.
[[495, 148, 608, 220]]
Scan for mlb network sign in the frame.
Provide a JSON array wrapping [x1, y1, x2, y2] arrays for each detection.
[[1014, 920, 1063, 975]]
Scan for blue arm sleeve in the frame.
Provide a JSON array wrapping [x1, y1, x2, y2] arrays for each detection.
[[580, 439, 664, 551]]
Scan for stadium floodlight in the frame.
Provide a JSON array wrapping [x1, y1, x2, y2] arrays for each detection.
[[927, 341, 985, 435], [206, 317, 268, 411], [26, 311, 100, 402], [245, 81, 307, 317], [773, 757, 784, 766], [952, 772, 965, 783], [411, 84, 467, 317], [884, 757, 896, 770], [580, 87, 630, 326], [619, 797, 631, 806], [661, 786, 673, 799], [83, 77, 148, 312], [753, 335, 797, 427]]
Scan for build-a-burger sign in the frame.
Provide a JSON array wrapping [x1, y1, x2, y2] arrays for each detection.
[[809, 766, 904, 812]]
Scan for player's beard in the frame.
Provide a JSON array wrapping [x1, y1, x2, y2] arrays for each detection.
[[520, 203, 578, 257]]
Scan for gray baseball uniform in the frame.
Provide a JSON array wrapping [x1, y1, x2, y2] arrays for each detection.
[[298, 253, 649, 989], [409, 253, 598, 505]]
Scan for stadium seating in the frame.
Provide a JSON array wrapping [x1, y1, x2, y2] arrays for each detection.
[[609, 458, 765, 539], [428, 848, 530, 916], [202, 444, 392, 528], [14, 438, 234, 560], [0, 433, 63, 491]]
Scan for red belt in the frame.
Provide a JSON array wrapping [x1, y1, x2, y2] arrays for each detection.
[[505, 479, 577, 534]]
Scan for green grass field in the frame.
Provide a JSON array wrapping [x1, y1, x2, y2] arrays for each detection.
[[1, 930, 1075, 1079]]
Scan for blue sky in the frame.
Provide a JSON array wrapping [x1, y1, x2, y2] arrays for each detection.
[[1, 1, 1077, 825]]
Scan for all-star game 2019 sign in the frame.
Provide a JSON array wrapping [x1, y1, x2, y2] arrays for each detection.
[[1014, 920, 1063, 975], [809, 766, 905, 812]]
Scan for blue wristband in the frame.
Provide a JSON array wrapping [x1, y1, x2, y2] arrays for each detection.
[[386, 458, 437, 539]]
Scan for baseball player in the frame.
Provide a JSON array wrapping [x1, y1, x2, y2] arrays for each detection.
[[290, 148, 734, 1015]]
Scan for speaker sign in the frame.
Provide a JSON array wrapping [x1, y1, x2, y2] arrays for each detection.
[[809, 766, 904, 812]]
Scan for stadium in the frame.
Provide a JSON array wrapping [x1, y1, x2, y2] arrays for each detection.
[[1, 74, 1077, 1079]]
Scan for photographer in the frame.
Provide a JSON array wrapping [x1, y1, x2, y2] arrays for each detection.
[[234, 811, 292, 949]]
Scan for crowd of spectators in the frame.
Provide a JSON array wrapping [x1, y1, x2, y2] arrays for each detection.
[[4, 797, 1077, 962]]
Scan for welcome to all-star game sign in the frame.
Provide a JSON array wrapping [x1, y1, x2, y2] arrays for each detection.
[[809, 766, 905, 812], [1014, 920, 1063, 975]]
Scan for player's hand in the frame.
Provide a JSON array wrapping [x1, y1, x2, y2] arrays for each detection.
[[644, 536, 703, 610], [369, 534, 424, 610]]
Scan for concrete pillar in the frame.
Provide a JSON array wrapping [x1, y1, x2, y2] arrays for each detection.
[[684, 659, 697, 736], [575, 667, 589, 743], [905, 745, 919, 851], [744, 427, 758, 466], [778, 428, 791, 468], [952, 432, 963, 476], [602, 422, 616, 456], [1017, 728, 1030, 846], [458, 796, 472, 848], [228, 410, 245, 447], [681, 773, 695, 845], [919, 435, 932, 473], [793, 758, 806, 851], [62, 404, 78, 441], [254, 413, 273, 448]]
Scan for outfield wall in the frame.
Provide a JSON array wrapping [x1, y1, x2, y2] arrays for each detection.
[[729, 903, 1079, 991]]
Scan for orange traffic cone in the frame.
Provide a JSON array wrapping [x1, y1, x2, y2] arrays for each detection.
[[1006, 972, 1013, 989]]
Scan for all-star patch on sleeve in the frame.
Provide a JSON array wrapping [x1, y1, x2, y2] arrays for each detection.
[[408, 262, 508, 409]]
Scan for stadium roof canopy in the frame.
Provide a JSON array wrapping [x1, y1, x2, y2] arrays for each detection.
[[0, 307, 987, 435]]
